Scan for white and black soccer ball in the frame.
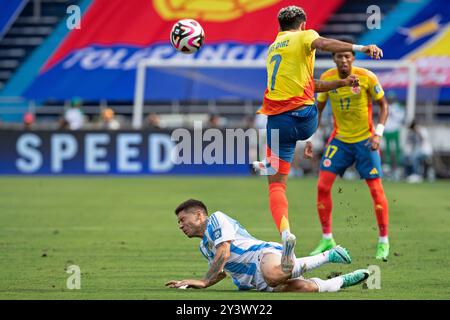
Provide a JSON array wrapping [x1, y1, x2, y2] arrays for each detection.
[[170, 19, 205, 54]]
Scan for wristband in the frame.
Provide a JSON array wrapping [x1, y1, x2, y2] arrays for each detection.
[[352, 44, 364, 52], [375, 124, 385, 137]]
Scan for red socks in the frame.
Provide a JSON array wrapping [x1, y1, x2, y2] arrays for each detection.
[[316, 172, 389, 238], [268, 182, 290, 233], [317, 171, 337, 234], [366, 178, 389, 237]]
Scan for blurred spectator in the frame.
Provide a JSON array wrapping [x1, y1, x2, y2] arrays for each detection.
[[100, 108, 121, 130], [64, 97, 85, 130], [145, 112, 161, 129], [58, 117, 70, 130], [402, 120, 434, 183], [207, 114, 221, 128], [243, 115, 255, 129], [383, 91, 405, 178], [23, 112, 35, 130]]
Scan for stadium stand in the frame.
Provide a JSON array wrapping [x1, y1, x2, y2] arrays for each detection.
[[0, 0, 80, 91], [0, 0, 449, 179]]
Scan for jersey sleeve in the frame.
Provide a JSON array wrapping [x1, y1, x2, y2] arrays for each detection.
[[208, 212, 236, 247], [303, 29, 320, 54], [367, 71, 385, 101]]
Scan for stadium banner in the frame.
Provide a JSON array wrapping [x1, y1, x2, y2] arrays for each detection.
[[359, 0, 450, 100], [22, 0, 343, 101], [0, 0, 27, 40], [0, 129, 254, 175]]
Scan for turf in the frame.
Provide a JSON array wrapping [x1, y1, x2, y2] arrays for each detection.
[[1, 177, 449, 299]]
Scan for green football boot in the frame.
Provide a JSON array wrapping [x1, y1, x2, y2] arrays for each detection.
[[341, 269, 370, 288], [328, 245, 352, 264], [309, 238, 337, 256], [376, 242, 390, 261]]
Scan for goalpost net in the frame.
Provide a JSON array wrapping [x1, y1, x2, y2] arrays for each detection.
[[133, 59, 418, 129]]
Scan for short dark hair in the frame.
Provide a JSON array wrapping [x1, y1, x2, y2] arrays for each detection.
[[278, 6, 306, 31], [333, 37, 355, 56], [175, 199, 208, 216]]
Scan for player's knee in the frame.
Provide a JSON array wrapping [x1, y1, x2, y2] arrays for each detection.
[[317, 180, 332, 195], [265, 275, 284, 288], [268, 172, 288, 184], [294, 280, 317, 292], [300, 280, 319, 292], [262, 269, 285, 287]]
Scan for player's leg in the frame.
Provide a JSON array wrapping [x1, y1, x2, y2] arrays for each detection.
[[310, 139, 354, 255], [355, 140, 389, 260], [274, 269, 370, 293], [263, 107, 319, 272], [259, 252, 292, 288], [267, 170, 297, 273], [258, 249, 332, 288], [262, 113, 299, 272], [366, 178, 389, 260], [310, 170, 337, 255], [273, 278, 319, 292], [259, 247, 355, 292], [259, 245, 352, 288], [291, 245, 352, 278]]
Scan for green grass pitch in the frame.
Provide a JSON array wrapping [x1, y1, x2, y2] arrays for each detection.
[[1, 177, 449, 299]]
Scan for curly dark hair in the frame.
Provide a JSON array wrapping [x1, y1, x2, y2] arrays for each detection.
[[278, 6, 307, 31], [175, 199, 208, 216]]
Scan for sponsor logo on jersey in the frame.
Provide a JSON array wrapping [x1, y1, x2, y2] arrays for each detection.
[[370, 168, 379, 175]]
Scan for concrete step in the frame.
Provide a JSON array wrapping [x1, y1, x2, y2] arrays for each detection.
[[0, 60, 20, 69], [9, 26, 53, 36], [0, 49, 27, 59], [0, 37, 44, 46], [0, 71, 13, 80], [320, 23, 366, 33], [15, 16, 59, 25]]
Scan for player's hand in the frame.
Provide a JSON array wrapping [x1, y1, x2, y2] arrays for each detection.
[[343, 75, 359, 87], [362, 45, 383, 59], [303, 141, 314, 159], [165, 279, 206, 289], [366, 134, 381, 150]]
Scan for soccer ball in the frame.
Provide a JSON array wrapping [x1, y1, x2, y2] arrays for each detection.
[[170, 19, 205, 54]]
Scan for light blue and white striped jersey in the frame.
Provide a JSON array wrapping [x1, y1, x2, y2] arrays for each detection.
[[199, 211, 282, 290]]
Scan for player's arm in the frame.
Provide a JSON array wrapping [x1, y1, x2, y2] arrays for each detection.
[[376, 96, 389, 127], [303, 99, 328, 159], [314, 75, 359, 93], [311, 37, 383, 59], [166, 241, 230, 289], [201, 241, 230, 287], [317, 100, 327, 127], [303, 77, 333, 159], [367, 96, 389, 150]]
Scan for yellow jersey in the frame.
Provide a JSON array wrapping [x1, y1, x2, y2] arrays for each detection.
[[259, 29, 320, 115], [317, 66, 385, 143]]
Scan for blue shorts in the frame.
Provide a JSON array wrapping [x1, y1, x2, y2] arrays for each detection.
[[320, 137, 382, 179], [266, 105, 318, 174]]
